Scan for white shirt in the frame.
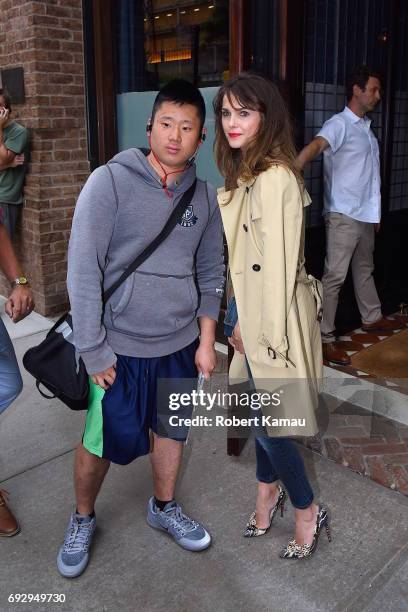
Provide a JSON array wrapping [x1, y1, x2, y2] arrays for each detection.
[[316, 106, 381, 223]]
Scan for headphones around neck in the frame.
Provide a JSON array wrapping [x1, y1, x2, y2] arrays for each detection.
[[146, 121, 206, 142]]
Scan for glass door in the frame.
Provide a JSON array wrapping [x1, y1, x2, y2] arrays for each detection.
[[114, 0, 229, 187]]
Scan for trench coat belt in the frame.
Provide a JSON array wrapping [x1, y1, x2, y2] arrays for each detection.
[[296, 273, 323, 322]]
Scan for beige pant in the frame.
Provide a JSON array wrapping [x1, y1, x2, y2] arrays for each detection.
[[321, 212, 382, 342]]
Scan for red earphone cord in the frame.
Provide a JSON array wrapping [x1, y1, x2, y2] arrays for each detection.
[[147, 127, 203, 198], [149, 146, 187, 198]]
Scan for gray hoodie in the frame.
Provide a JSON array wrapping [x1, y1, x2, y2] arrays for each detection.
[[67, 148, 225, 375]]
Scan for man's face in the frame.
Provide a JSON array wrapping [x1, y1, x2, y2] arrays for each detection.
[[149, 101, 202, 168], [355, 76, 381, 112]]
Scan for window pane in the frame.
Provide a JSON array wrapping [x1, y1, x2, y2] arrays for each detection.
[[116, 0, 229, 93]]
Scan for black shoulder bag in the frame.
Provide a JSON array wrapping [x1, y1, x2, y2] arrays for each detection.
[[23, 179, 197, 411]]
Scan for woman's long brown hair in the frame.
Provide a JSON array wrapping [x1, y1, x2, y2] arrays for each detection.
[[213, 72, 304, 196]]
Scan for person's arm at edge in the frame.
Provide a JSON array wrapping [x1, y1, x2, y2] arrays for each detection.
[[0, 135, 16, 166], [0, 108, 17, 165], [0, 223, 34, 322], [0, 154, 24, 171], [0, 223, 23, 280]]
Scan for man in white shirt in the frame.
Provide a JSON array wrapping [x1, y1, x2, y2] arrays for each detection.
[[297, 65, 401, 365]]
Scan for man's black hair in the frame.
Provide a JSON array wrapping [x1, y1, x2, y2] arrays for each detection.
[[151, 79, 206, 129], [346, 65, 382, 101], [0, 88, 12, 111]]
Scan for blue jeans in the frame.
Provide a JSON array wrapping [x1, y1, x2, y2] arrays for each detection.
[[0, 317, 23, 414], [245, 359, 314, 509], [224, 296, 238, 337], [255, 436, 314, 509]]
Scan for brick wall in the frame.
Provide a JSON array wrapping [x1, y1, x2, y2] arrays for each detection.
[[0, 0, 90, 315]]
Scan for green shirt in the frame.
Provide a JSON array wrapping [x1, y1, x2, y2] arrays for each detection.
[[0, 121, 29, 205]]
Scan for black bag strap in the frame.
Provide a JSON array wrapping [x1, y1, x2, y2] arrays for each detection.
[[102, 178, 197, 304]]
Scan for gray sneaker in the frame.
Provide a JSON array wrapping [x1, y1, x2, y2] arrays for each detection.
[[57, 512, 96, 578], [147, 497, 211, 551]]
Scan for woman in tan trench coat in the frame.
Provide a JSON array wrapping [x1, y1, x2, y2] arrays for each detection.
[[214, 73, 331, 559]]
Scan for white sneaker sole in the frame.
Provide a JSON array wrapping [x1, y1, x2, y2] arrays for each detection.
[[57, 549, 90, 578], [146, 513, 211, 551]]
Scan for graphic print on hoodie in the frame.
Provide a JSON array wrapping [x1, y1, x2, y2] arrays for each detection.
[[67, 148, 225, 375]]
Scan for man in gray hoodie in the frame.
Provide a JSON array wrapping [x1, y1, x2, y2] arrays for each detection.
[[57, 80, 225, 578]]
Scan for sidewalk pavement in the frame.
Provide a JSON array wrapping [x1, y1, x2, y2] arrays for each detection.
[[1, 311, 408, 612]]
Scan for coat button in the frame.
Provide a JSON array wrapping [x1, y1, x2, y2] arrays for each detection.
[[243, 224, 248, 232], [252, 264, 261, 271]]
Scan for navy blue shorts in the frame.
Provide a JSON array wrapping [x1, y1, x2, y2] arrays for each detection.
[[82, 338, 199, 465]]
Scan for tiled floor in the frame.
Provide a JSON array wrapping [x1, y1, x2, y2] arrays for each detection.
[[309, 313, 408, 496], [301, 394, 408, 497], [324, 313, 408, 394]]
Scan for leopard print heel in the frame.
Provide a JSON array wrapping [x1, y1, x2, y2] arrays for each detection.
[[279, 505, 331, 559], [243, 485, 286, 538]]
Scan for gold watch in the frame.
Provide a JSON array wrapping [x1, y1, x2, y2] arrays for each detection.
[[12, 276, 29, 287]]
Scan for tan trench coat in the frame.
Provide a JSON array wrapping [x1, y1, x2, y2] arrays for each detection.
[[218, 165, 323, 437]]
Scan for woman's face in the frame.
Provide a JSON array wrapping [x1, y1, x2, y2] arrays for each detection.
[[221, 94, 261, 151]]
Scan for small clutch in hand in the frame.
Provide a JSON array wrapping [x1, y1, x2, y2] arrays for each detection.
[[224, 296, 238, 337]]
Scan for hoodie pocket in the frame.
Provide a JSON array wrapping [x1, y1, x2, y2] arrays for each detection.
[[109, 272, 198, 338]]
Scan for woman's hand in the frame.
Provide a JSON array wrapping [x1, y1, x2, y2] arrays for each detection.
[[229, 321, 245, 354]]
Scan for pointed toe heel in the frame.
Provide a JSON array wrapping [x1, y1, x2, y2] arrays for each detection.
[[243, 485, 286, 538], [279, 504, 331, 559]]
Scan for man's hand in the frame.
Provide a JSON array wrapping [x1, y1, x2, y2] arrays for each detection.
[[10, 154, 24, 168], [91, 365, 116, 390], [228, 320, 245, 354], [374, 222, 381, 233], [195, 341, 217, 380], [0, 107, 9, 128], [5, 285, 34, 323]]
